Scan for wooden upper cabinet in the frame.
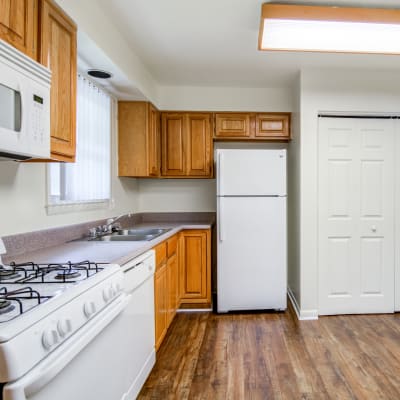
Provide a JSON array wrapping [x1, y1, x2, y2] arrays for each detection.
[[39, 0, 77, 162], [214, 112, 291, 141], [215, 113, 252, 138], [118, 101, 161, 177], [161, 113, 186, 176], [255, 113, 290, 139], [161, 112, 213, 178], [186, 113, 212, 176], [148, 103, 160, 176], [0, 0, 37, 58]]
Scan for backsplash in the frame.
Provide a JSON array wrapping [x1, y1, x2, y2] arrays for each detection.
[[2, 212, 215, 263]]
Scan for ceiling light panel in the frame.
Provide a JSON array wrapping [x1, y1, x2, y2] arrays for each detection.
[[259, 4, 400, 54]]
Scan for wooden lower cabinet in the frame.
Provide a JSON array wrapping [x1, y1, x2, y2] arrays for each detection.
[[154, 229, 211, 350], [167, 252, 178, 326], [154, 234, 179, 350], [154, 263, 167, 350], [179, 229, 211, 305]]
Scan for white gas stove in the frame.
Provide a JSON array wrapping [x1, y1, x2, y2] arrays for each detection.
[[0, 253, 126, 399]]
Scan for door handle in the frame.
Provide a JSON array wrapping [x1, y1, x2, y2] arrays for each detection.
[[219, 199, 225, 242], [371, 225, 377, 233], [218, 152, 224, 195]]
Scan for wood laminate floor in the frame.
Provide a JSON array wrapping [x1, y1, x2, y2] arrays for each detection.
[[138, 305, 400, 399]]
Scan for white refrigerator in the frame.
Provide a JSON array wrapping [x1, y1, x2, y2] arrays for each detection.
[[216, 149, 287, 312]]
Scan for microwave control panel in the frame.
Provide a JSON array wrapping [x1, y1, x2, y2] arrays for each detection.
[[31, 93, 45, 143]]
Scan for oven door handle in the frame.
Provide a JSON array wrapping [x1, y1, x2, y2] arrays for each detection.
[[3, 294, 131, 400]]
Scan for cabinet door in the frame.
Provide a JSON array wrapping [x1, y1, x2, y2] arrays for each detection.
[[179, 230, 211, 303], [154, 264, 167, 350], [167, 252, 178, 326], [161, 113, 186, 176], [0, 0, 37, 58], [215, 113, 252, 138], [40, 0, 76, 162], [255, 113, 290, 139], [148, 103, 160, 176], [186, 113, 212, 177]]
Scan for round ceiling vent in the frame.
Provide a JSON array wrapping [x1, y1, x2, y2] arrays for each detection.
[[87, 69, 112, 79]]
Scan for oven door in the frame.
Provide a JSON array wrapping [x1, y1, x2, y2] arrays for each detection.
[[2, 294, 130, 400]]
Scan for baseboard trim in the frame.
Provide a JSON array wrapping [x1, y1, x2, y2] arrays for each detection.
[[177, 308, 212, 313], [287, 288, 318, 320]]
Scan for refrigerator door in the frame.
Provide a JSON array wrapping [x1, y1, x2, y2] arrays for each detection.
[[216, 149, 286, 196], [217, 196, 287, 312]]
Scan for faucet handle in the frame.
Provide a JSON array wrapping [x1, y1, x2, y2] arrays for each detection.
[[89, 228, 97, 238]]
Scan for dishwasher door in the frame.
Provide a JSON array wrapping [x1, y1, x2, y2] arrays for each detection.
[[121, 250, 156, 400]]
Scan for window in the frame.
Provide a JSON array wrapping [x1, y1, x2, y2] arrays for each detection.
[[47, 74, 112, 213]]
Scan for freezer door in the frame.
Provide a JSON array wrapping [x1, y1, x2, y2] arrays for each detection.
[[216, 149, 286, 196], [217, 196, 287, 312]]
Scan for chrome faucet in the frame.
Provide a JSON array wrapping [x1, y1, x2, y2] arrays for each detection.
[[104, 214, 127, 233], [89, 213, 132, 238]]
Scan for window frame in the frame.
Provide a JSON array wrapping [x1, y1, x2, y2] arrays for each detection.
[[45, 74, 116, 215]]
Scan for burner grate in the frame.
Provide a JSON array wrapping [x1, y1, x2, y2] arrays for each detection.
[[3, 261, 105, 284], [0, 287, 51, 319]]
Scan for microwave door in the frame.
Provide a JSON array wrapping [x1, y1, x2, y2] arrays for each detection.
[[0, 83, 21, 132]]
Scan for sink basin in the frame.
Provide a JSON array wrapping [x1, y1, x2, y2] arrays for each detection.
[[87, 228, 171, 242], [115, 228, 170, 236], [95, 234, 156, 242]]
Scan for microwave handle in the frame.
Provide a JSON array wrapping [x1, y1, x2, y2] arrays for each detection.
[[2, 295, 130, 400]]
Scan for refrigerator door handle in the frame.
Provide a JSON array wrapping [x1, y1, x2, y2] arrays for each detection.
[[218, 152, 224, 195], [219, 198, 225, 242]]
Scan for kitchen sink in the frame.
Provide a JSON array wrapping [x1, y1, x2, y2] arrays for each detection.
[[115, 228, 170, 236], [87, 228, 171, 242]]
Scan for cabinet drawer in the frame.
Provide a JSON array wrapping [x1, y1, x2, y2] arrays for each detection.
[[167, 234, 177, 257], [255, 114, 290, 138], [215, 113, 252, 138], [154, 241, 167, 269]]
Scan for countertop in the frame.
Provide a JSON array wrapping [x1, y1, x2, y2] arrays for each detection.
[[9, 222, 212, 266]]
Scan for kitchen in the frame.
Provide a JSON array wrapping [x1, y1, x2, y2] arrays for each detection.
[[2, 0, 400, 399]]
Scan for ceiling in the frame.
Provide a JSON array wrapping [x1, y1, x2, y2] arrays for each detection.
[[97, 0, 400, 89]]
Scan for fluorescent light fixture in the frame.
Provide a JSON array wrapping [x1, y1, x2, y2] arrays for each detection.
[[258, 4, 400, 54]]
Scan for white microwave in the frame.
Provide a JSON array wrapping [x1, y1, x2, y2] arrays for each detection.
[[0, 39, 51, 161]]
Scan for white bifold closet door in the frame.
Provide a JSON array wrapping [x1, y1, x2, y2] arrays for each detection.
[[318, 117, 395, 315]]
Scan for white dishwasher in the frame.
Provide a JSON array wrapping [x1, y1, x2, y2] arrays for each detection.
[[120, 250, 156, 400]]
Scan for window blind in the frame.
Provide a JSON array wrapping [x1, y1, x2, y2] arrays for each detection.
[[48, 75, 111, 209]]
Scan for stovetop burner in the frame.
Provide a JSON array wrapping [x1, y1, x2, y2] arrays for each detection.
[[0, 269, 22, 281], [54, 270, 81, 280], [0, 300, 15, 315], [0, 260, 104, 284], [0, 260, 108, 323]]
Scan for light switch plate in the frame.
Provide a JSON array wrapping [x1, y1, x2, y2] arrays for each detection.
[[0, 238, 6, 255]]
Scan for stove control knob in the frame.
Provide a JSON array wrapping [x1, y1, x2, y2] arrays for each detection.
[[103, 287, 112, 303], [42, 329, 59, 350], [115, 283, 122, 292], [83, 301, 96, 318], [57, 319, 72, 337], [110, 285, 116, 297]]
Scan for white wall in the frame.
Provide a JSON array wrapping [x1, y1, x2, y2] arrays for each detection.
[[56, 0, 158, 102], [157, 86, 293, 111], [138, 179, 216, 212], [299, 68, 400, 317], [0, 102, 139, 236], [287, 74, 301, 312]]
